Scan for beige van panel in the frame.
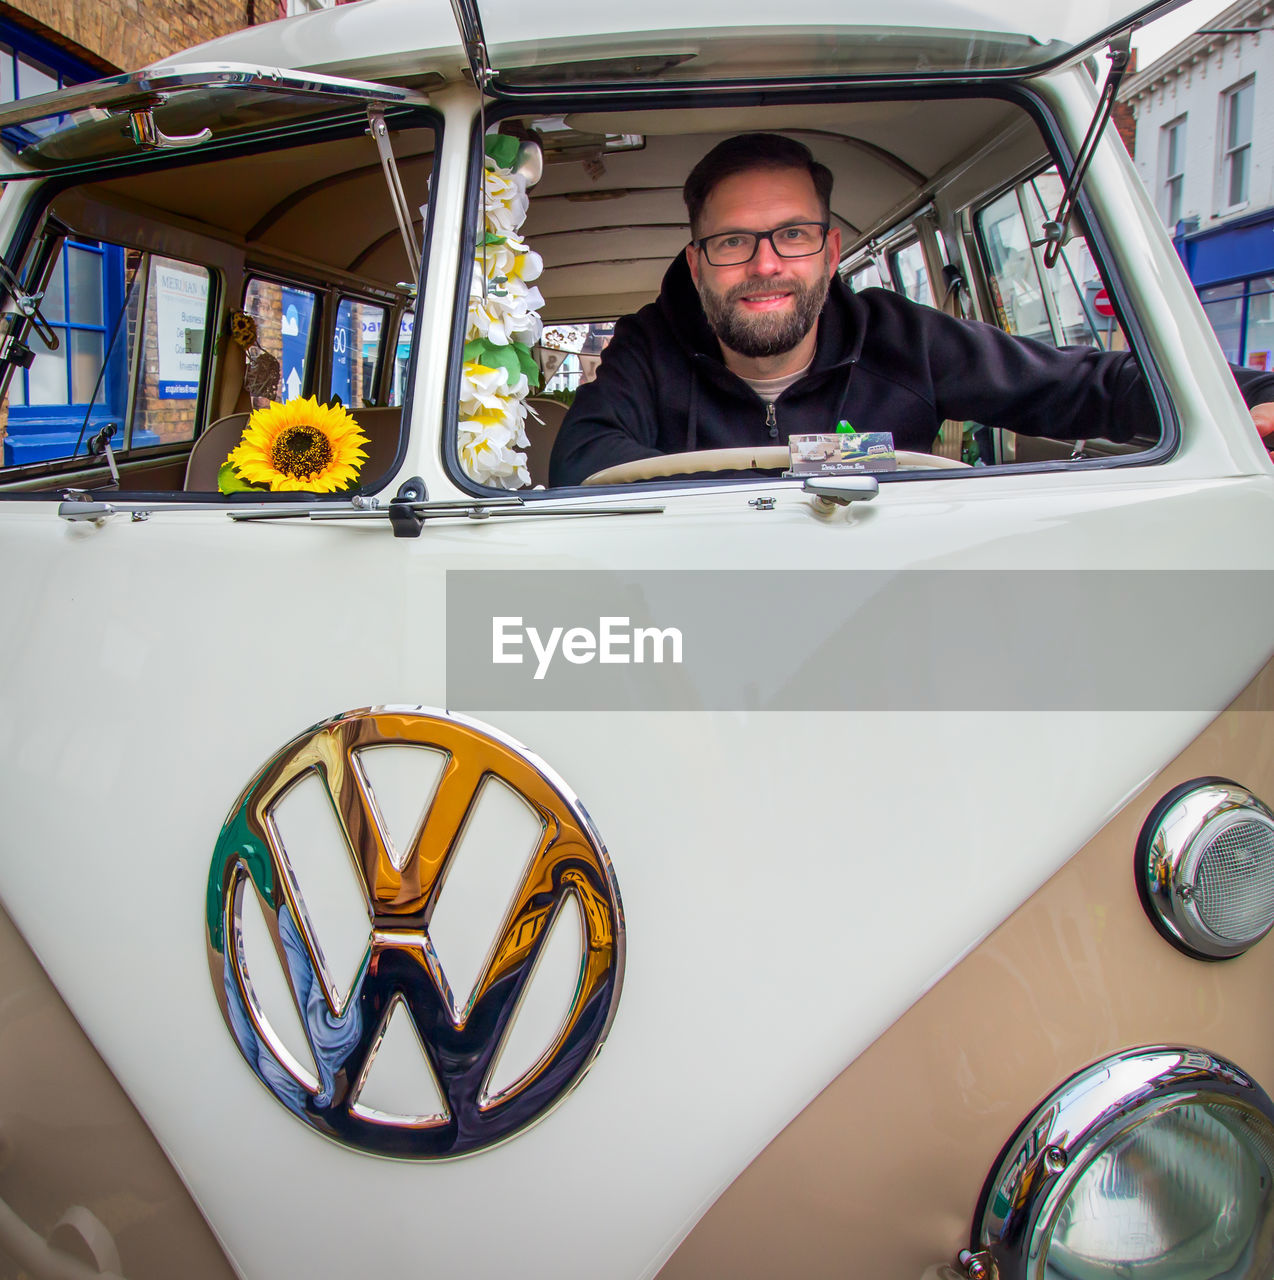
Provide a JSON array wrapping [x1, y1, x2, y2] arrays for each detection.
[[660, 659, 1274, 1278], [0, 905, 238, 1280]]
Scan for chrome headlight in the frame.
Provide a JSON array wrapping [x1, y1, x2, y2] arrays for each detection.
[[1137, 778, 1274, 960], [973, 1047, 1274, 1279]]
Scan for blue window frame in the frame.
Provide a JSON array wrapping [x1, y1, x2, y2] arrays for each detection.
[[0, 21, 100, 151], [3, 241, 156, 465], [0, 23, 131, 465]]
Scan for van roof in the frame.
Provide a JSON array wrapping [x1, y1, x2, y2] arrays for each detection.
[[158, 0, 1174, 88]]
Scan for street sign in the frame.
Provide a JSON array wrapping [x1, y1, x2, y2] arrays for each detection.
[[1093, 288, 1114, 318]]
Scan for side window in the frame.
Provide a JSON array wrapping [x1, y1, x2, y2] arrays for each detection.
[[333, 297, 387, 408], [133, 255, 211, 448], [976, 170, 1127, 352], [388, 312, 414, 407], [243, 278, 318, 407], [977, 189, 1053, 342], [890, 240, 934, 307], [847, 260, 885, 293], [2, 241, 212, 466]]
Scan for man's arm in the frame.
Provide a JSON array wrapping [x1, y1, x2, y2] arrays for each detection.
[[904, 297, 1274, 444], [548, 316, 666, 486]]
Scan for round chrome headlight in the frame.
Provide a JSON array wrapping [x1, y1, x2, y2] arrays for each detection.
[[1136, 778, 1274, 960], [974, 1047, 1274, 1279]]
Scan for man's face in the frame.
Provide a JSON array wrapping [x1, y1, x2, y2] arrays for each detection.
[[687, 167, 841, 360]]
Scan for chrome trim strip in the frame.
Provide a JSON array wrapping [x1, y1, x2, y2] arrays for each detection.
[[0, 62, 431, 132]]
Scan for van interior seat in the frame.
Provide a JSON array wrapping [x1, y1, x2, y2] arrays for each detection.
[[184, 406, 404, 493], [523, 397, 569, 487]]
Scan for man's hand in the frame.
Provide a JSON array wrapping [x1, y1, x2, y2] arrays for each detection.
[[1254, 401, 1274, 452]]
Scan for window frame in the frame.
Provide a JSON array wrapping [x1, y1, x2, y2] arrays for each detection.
[[1159, 114, 1186, 229], [1219, 78, 1254, 214], [447, 85, 1178, 497], [0, 100, 439, 499], [2, 239, 220, 469], [331, 291, 393, 409], [241, 273, 323, 405]]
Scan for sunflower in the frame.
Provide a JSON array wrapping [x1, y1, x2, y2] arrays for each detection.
[[225, 396, 369, 493]]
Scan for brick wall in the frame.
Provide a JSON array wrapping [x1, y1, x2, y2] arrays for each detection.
[[0, 0, 251, 76]]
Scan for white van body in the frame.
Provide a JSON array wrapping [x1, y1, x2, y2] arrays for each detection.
[[3, 2, 1274, 1278]]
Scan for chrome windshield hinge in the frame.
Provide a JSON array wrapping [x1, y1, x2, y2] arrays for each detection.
[[1041, 31, 1132, 269], [0, 260, 58, 352]]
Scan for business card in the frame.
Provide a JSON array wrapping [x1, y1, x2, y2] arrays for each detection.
[[787, 432, 897, 474]]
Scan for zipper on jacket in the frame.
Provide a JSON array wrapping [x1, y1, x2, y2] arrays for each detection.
[[765, 401, 778, 438]]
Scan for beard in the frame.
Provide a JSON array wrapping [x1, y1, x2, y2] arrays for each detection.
[[698, 270, 830, 359]]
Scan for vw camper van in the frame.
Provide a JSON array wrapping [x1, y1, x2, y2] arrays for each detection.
[[3, 1, 1274, 1277]]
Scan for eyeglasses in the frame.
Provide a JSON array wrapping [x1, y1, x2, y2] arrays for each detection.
[[693, 222, 830, 266]]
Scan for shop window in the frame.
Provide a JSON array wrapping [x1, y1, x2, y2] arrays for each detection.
[[1198, 277, 1274, 371], [1245, 279, 1274, 373], [1199, 282, 1245, 363]]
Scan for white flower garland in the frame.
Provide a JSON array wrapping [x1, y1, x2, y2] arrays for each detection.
[[458, 146, 546, 489]]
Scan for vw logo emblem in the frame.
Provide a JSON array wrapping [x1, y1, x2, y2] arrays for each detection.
[[206, 707, 624, 1157]]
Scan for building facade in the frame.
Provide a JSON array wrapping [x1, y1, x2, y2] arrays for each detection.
[[1123, 0, 1274, 371]]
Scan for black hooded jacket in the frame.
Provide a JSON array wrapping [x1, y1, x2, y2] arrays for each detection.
[[549, 254, 1274, 486]]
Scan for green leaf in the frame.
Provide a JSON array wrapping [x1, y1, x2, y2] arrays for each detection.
[[484, 134, 520, 169], [484, 345, 522, 382], [217, 461, 266, 495], [482, 232, 508, 246], [512, 341, 541, 389]]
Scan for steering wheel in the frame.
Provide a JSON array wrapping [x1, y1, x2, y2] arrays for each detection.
[[582, 446, 970, 485]]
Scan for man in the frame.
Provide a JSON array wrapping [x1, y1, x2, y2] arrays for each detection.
[[548, 133, 1274, 487]]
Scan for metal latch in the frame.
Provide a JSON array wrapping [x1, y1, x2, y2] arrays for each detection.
[[125, 104, 213, 150], [802, 475, 880, 511], [58, 499, 116, 525]]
